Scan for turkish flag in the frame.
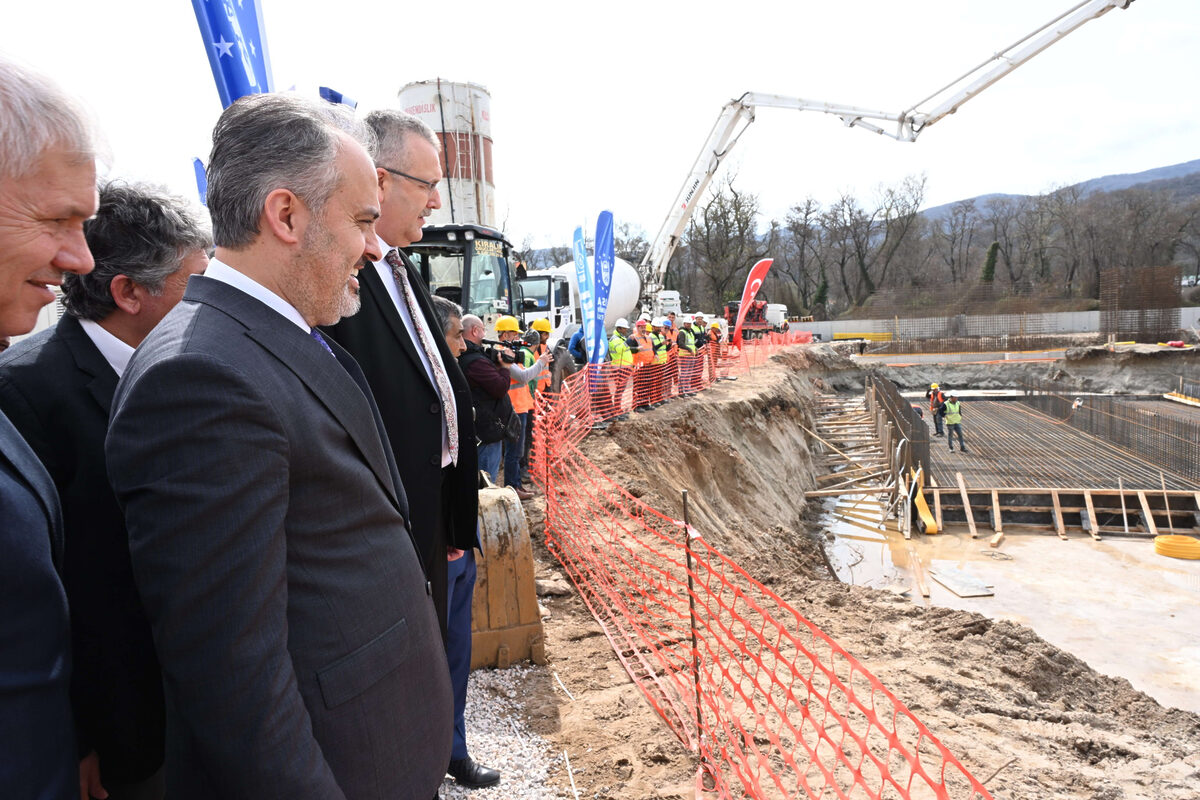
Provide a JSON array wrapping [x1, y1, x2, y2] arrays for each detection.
[[732, 258, 773, 347]]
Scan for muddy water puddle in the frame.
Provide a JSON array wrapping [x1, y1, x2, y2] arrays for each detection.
[[821, 496, 1200, 713]]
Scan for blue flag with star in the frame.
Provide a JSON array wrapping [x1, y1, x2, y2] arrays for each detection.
[[191, 0, 274, 108]]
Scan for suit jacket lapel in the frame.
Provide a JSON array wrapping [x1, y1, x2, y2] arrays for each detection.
[[0, 410, 65, 566], [187, 278, 403, 514], [58, 315, 119, 416], [360, 264, 436, 395]]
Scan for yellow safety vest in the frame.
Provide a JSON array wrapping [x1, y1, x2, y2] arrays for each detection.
[[609, 332, 633, 366]]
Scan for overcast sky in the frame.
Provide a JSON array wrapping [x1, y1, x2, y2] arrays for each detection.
[[5, 1, 1198, 250]]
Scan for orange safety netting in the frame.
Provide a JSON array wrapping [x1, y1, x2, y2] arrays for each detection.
[[530, 336, 992, 800]]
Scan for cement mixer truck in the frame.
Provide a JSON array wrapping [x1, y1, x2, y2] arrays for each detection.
[[516, 258, 642, 343]]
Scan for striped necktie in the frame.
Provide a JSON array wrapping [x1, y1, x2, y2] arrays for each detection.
[[384, 248, 459, 466]]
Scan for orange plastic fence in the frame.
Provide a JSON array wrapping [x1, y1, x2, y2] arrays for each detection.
[[530, 337, 992, 800]]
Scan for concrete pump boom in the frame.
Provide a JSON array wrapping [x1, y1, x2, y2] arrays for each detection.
[[638, 0, 1137, 304]]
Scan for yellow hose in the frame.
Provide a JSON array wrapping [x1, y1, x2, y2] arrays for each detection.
[[1154, 535, 1200, 560]]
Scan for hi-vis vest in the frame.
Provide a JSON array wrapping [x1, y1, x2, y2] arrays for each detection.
[[944, 400, 962, 425], [609, 332, 633, 366], [676, 326, 696, 354], [631, 331, 653, 365], [533, 343, 551, 392], [508, 347, 535, 413], [650, 331, 668, 363]]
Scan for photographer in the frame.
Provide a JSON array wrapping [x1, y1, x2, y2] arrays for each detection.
[[459, 314, 514, 482]]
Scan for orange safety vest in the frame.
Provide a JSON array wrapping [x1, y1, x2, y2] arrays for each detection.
[[631, 331, 654, 365], [534, 343, 551, 391], [508, 348, 536, 414]]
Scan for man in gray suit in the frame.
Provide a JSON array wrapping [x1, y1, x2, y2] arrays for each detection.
[[106, 93, 452, 800]]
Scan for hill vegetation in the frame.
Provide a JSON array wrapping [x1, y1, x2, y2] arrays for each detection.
[[518, 160, 1200, 318]]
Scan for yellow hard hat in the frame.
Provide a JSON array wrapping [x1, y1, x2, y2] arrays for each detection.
[[531, 318, 552, 333], [931, 383, 939, 389], [496, 315, 521, 332], [710, 321, 720, 328]]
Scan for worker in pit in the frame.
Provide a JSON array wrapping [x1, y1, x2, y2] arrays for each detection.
[[676, 315, 698, 395], [607, 318, 635, 417], [630, 318, 656, 412], [926, 382, 946, 436], [939, 393, 968, 453], [662, 315, 678, 398]]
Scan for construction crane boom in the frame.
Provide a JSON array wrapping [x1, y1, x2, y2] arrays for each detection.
[[639, 0, 1137, 305]]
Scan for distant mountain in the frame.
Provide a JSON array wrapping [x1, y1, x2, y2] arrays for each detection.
[[922, 158, 1200, 221]]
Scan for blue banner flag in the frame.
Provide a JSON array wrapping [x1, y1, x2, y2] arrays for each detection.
[[591, 211, 615, 365], [319, 87, 358, 109], [572, 227, 597, 363], [192, 157, 208, 206], [191, 0, 275, 108]]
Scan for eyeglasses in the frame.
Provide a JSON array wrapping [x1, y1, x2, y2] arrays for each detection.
[[379, 165, 440, 196]]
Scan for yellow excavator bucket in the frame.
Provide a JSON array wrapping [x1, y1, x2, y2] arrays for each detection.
[[472, 474, 546, 669]]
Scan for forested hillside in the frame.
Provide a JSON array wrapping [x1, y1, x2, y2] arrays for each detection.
[[515, 160, 1200, 318]]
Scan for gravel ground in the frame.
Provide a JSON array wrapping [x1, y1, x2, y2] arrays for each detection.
[[439, 664, 572, 800]]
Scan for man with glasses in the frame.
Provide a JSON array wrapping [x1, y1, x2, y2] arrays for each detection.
[[323, 110, 499, 792]]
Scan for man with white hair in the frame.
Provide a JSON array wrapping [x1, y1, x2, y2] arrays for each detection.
[[0, 55, 99, 799], [0, 181, 210, 800]]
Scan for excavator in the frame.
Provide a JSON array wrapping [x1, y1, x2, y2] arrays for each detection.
[[637, 0, 1139, 309]]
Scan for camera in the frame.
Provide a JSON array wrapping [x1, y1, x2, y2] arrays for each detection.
[[480, 338, 517, 364]]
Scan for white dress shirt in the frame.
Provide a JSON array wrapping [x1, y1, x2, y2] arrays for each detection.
[[78, 319, 135, 377], [204, 258, 312, 333]]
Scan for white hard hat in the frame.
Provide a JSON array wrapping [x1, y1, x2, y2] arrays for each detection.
[[615, 317, 630, 329]]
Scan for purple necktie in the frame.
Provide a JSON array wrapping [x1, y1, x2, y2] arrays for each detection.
[[311, 328, 336, 356], [384, 248, 459, 466]]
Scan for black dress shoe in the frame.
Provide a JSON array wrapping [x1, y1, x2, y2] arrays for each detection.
[[447, 757, 501, 789]]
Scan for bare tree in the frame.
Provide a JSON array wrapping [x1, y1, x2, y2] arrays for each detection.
[[682, 174, 772, 309], [932, 199, 978, 285], [775, 198, 822, 312]]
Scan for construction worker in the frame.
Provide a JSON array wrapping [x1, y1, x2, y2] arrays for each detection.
[[607, 318, 634, 416], [926, 382, 946, 436], [650, 318, 670, 406], [676, 316, 697, 395], [690, 316, 708, 386], [521, 321, 552, 474], [631, 318, 655, 412], [707, 320, 723, 381], [939, 393, 968, 453], [496, 315, 550, 498]]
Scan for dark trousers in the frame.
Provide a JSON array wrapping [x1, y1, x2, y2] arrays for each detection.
[[503, 412, 528, 488], [947, 422, 965, 450], [445, 549, 476, 761], [933, 411, 944, 435]]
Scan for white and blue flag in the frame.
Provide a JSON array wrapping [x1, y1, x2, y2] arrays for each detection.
[[191, 0, 274, 108]]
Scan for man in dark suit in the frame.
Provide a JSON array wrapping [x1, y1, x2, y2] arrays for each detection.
[[323, 110, 499, 791], [0, 55, 99, 800], [105, 94, 452, 800], [0, 181, 210, 800]]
